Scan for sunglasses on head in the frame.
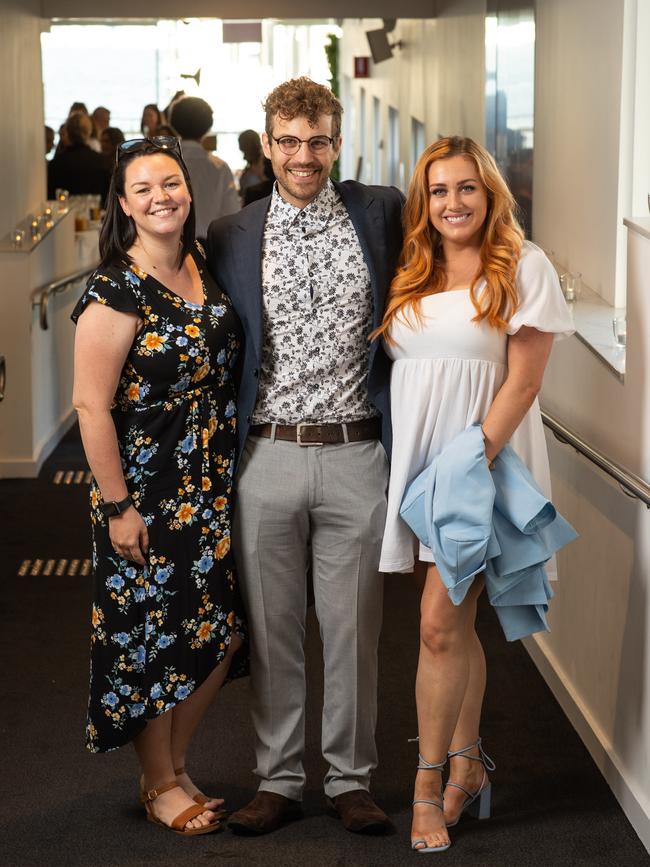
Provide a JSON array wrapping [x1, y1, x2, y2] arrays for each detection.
[[116, 135, 183, 165]]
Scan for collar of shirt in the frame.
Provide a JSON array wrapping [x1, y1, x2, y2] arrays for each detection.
[[266, 178, 339, 235]]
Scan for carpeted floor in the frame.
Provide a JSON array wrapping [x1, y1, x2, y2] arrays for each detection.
[[0, 426, 648, 867]]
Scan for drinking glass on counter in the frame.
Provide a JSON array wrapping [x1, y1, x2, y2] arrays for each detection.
[[612, 316, 627, 347]]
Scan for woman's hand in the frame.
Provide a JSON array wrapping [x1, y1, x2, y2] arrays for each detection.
[[108, 506, 150, 566]]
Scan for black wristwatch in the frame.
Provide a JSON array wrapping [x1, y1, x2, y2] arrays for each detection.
[[100, 494, 133, 518]]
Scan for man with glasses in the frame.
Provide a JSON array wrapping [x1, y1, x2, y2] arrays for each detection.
[[206, 77, 404, 836]]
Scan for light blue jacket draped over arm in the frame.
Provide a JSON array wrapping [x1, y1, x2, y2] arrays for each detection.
[[399, 424, 577, 641]]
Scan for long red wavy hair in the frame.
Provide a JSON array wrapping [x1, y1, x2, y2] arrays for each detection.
[[372, 136, 524, 343]]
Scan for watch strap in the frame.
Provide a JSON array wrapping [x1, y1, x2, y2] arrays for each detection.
[[100, 494, 133, 517]]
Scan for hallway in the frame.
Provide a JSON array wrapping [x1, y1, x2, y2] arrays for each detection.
[[0, 427, 647, 867]]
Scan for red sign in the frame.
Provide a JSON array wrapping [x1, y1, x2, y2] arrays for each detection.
[[354, 57, 370, 78]]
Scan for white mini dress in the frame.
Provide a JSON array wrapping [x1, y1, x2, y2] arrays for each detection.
[[378, 241, 575, 575]]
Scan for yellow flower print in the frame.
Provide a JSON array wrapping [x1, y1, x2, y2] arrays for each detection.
[[144, 332, 167, 351], [214, 496, 227, 511], [192, 362, 210, 383], [90, 488, 99, 508], [197, 621, 215, 641], [185, 325, 200, 338], [91, 604, 103, 627], [215, 537, 230, 559], [202, 477, 212, 491], [227, 611, 234, 626], [208, 417, 217, 437], [127, 382, 140, 401], [176, 502, 198, 524]]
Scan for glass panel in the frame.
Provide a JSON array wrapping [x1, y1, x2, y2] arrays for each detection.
[[485, 6, 535, 236]]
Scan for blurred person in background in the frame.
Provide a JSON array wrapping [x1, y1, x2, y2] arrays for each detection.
[[90, 106, 111, 153], [100, 126, 125, 168], [47, 111, 110, 203], [237, 129, 266, 202], [141, 103, 162, 137], [170, 96, 240, 242], [45, 125, 55, 157]]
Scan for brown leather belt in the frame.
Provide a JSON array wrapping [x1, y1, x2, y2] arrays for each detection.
[[249, 418, 381, 445]]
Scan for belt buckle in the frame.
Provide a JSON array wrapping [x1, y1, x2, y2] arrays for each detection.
[[296, 422, 323, 447]]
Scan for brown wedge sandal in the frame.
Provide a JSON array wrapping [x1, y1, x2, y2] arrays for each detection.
[[141, 781, 222, 836], [174, 766, 227, 819]]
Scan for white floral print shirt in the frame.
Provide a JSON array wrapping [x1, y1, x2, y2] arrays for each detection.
[[252, 180, 378, 424]]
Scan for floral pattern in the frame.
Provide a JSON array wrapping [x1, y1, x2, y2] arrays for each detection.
[[72, 244, 248, 753], [253, 180, 379, 424]]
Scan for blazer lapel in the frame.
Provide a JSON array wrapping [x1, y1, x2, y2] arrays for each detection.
[[230, 198, 270, 361]]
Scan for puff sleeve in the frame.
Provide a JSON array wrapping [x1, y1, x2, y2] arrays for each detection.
[[506, 242, 575, 341], [71, 266, 142, 324]]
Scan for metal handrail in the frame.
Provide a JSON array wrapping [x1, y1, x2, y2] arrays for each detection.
[[541, 409, 650, 508], [0, 355, 5, 402], [31, 264, 97, 330]]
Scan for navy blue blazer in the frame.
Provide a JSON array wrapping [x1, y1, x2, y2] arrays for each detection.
[[206, 179, 404, 461]]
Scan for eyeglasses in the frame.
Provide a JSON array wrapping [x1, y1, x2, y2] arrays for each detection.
[[271, 135, 335, 156], [116, 135, 183, 165]]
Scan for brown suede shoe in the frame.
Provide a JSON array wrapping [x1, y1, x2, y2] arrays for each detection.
[[228, 791, 302, 836], [328, 789, 390, 834]]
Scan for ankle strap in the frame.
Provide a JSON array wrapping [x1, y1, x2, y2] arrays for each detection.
[[447, 737, 496, 771], [142, 780, 180, 802], [409, 737, 446, 772]]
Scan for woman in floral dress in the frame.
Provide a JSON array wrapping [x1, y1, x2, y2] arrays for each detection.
[[72, 136, 247, 836]]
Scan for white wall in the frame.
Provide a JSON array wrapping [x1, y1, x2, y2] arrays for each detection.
[[533, 0, 626, 305], [339, 7, 485, 188], [0, 0, 47, 238]]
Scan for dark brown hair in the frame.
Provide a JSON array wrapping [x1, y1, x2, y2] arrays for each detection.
[[263, 77, 343, 139]]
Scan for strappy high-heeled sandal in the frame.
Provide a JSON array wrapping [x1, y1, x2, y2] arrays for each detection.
[[174, 766, 227, 818], [141, 780, 222, 836], [411, 755, 451, 854], [444, 737, 496, 828]]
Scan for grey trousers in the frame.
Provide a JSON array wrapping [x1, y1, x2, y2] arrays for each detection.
[[233, 434, 388, 800]]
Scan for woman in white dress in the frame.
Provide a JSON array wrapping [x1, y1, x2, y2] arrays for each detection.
[[372, 137, 573, 853]]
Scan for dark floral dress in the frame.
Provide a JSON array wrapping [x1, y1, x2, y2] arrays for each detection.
[[72, 244, 247, 753]]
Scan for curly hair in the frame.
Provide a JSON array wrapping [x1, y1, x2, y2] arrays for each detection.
[[263, 77, 343, 138], [372, 136, 524, 344]]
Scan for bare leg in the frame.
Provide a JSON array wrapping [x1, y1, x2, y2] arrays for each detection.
[[134, 636, 242, 830], [443, 596, 489, 825], [172, 634, 243, 809], [411, 564, 483, 851]]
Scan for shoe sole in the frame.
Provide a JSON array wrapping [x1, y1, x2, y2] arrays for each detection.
[[228, 810, 302, 836]]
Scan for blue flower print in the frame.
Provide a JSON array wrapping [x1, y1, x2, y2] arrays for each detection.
[[202, 509, 213, 519], [171, 374, 191, 392], [188, 347, 199, 357], [119, 684, 132, 695], [211, 304, 226, 317], [174, 684, 191, 700], [129, 703, 145, 717], [216, 349, 226, 364], [113, 632, 130, 647], [176, 336, 188, 347], [180, 435, 195, 454], [124, 270, 141, 287], [197, 554, 213, 574], [154, 567, 170, 585], [136, 447, 154, 465], [125, 567, 136, 579], [103, 691, 119, 708], [225, 401, 236, 419], [157, 634, 173, 649], [108, 574, 124, 591], [150, 682, 163, 699], [134, 587, 146, 602], [131, 645, 146, 665]]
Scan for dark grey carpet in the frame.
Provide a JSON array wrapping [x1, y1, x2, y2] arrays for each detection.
[[0, 426, 647, 866]]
